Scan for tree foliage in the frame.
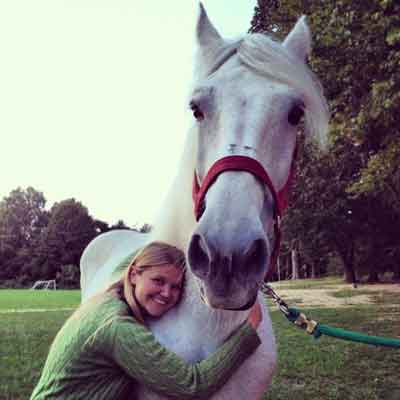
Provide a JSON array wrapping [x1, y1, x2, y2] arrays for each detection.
[[0, 187, 48, 281], [251, 0, 400, 281], [0, 188, 140, 288], [37, 199, 99, 284]]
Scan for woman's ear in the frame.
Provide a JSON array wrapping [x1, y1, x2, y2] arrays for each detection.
[[129, 267, 138, 285]]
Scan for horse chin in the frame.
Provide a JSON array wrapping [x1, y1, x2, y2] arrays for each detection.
[[198, 282, 258, 311], [222, 292, 258, 311]]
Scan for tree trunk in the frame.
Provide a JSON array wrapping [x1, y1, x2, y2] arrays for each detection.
[[338, 242, 358, 287], [285, 256, 290, 280], [366, 270, 380, 283], [277, 257, 281, 281], [291, 249, 298, 280], [311, 263, 316, 279], [343, 266, 357, 286], [393, 269, 400, 282]]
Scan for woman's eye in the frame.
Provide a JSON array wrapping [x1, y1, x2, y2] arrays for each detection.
[[288, 105, 304, 126], [189, 101, 204, 121], [152, 278, 163, 285]]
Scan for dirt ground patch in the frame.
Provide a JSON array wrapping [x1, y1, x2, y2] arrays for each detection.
[[270, 283, 400, 308]]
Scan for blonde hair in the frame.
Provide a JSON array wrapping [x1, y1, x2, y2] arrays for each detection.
[[107, 241, 186, 324]]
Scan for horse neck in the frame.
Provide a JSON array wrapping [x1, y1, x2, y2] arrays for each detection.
[[150, 128, 197, 249]]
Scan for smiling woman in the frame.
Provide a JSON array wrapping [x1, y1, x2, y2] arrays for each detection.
[[30, 241, 262, 400], [107, 241, 186, 322], [131, 265, 184, 317]]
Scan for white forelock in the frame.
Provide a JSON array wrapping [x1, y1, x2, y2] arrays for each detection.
[[193, 31, 330, 149], [238, 33, 330, 148]]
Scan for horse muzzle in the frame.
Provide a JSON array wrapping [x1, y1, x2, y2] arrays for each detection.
[[188, 227, 268, 310]]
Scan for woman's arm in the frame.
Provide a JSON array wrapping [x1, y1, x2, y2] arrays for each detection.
[[106, 316, 261, 399]]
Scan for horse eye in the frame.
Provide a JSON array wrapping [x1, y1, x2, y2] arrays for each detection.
[[190, 101, 204, 121], [288, 105, 304, 126]]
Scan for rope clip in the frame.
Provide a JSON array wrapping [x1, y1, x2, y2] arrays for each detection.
[[294, 312, 318, 334]]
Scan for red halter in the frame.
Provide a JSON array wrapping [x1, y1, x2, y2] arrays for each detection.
[[192, 154, 296, 281]]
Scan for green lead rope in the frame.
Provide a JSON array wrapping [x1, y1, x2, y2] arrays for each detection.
[[263, 284, 400, 349], [286, 307, 400, 349]]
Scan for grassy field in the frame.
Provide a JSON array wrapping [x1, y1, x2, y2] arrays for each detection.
[[1, 282, 399, 400], [273, 277, 345, 290], [0, 290, 80, 400], [0, 289, 80, 311]]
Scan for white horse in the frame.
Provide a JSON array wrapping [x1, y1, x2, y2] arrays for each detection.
[[80, 4, 329, 399]]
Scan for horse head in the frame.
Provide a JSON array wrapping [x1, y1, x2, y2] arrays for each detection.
[[187, 4, 329, 310]]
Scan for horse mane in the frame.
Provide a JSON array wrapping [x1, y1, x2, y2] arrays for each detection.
[[150, 127, 198, 250]]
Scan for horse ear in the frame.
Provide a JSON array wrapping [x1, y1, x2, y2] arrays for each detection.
[[283, 16, 311, 62], [196, 2, 223, 48]]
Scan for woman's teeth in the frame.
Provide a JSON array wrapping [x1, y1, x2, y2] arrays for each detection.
[[153, 297, 168, 305]]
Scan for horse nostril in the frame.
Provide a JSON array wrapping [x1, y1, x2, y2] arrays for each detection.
[[243, 238, 268, 275], [188, 234, 211, 278]]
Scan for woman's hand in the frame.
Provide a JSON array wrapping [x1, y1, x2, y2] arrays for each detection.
[[247, 302, 262, 330]]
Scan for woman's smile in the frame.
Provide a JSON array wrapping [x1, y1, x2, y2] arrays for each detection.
[[152, 296, 169, 305], [131, 264, 184, 317]]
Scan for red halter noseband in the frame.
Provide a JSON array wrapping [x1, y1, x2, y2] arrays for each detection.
[[192, 154, 296, 281]]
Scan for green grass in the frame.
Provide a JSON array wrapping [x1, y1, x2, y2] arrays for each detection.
[[0, 289, 81, 400], [0, 311, 74, 400], [267, 285, 400, 400], [273, 277, 344, 290], [0, 289, 80, 311], [1, 283, 399, 400], [330, 289, 376, 298]]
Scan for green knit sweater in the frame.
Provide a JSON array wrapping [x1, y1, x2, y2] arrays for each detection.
[[30, 293, 260, 400]]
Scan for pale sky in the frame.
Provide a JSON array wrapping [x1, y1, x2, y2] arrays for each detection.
[[0, 0, 256, 227]]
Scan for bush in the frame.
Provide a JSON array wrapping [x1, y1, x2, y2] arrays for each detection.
[[56, 264, 80, 289]]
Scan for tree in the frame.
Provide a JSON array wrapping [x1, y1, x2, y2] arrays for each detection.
[[37, 199, 98, 284], [282, 138, 362, 283], [57, 264, 81, 289], [139, 223, 152, 233], [251, 0, 400, 282], [0, 187, 49, 280], [94, 219, 110, 234], [110, 219, 130, 230]]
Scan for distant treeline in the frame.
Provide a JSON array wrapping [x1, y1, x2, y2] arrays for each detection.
[[0, 187, 151, 289]]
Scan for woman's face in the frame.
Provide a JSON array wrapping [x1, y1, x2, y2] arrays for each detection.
[[130, 264, 184, 317]]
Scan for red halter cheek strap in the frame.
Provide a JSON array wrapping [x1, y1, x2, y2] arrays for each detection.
[[192, 154, 296, 281]]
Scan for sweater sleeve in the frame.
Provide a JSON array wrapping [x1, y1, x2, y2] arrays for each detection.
[[106, 318, 261, 399]]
